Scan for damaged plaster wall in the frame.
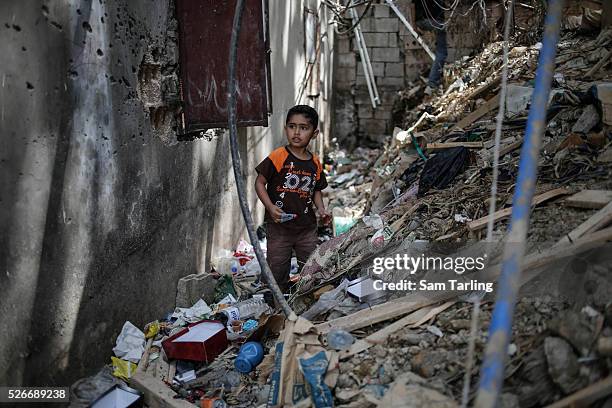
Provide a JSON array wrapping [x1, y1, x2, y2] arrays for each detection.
[[0, 0, 223, 386], [0, 0, 334, 386]]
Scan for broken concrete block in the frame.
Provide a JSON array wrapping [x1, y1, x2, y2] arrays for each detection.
[[175, 273, 216, 308], [505, 85, 534, 117], [377, 372, 458, 408], [548, 310, 598, 356], [544, 337, 588, 394], [597, 83, 612, 125], [572, 104, 600, 133]]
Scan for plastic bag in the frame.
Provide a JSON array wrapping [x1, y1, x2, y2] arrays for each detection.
[[111, 357, 137, 381], [418, 147, 470, 196], [112, 321, 145, 363], [69, 366, 120, 408], [301, 279, 349, 320]]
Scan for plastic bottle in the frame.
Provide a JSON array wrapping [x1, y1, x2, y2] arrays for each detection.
[[234, 341, 264, 373], [230, 260, 240, 274], [280, 213, 297, 223], [214, 297, 271, 324], [326, 328, 355, 350]]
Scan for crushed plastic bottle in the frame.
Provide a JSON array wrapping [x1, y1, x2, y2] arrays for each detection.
[[214, 297, 271, 324], [326, 328, 355, 350]]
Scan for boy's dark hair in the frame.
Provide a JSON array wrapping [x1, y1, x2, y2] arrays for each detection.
[[286, 105, 319, 130]]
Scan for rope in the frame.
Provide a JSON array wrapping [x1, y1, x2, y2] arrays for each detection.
[[461, 2, 515, 407], [486, 0, 514, 242]]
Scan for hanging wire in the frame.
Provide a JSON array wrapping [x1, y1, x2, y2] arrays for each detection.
[[486, 0, 514, 242], [421, 0, 488, 30], [322, 0, 375, 36]]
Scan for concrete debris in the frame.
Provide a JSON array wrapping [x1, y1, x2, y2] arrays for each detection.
[[69, 3, 612, 407]]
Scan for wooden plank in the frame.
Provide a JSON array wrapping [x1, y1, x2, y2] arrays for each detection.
[[339, 301, 455, 360], [565, 190, 612, 209], [467, 75, 501, 101], [314, 292, 447, 334], [498, 139, 523, 157], [426, 142, 484, 150], [137, 338, 154, 373], [480, 226, 612, 292], [130, 371, 194, 408], [451, 94, 500, 131], [545, 376, 612, 408], [556, 201, 612, 247], [468, 187, 571, 232]]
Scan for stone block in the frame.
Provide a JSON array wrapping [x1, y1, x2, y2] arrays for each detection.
[[362, 32, 389, 48], [337, 52, 357, 68], [364, 119, 388, 134], [337, 37, 351, 54], [373, 4, 390, 18], [374, 108, 393, 120], [358, 18, 374, 32], [389, 33, 398, 47], [357, 61, 385, 77], [336, 66, 357, 82], [373, 18, 399, 32], [379, 76, 405, 87], [380, 90, 398, 105], [358, 104, 374, 119], [355, 89, 375, 105], [372, 47, 400, 62], [385, 62, 404, 77], [175, 273, 216, 308]]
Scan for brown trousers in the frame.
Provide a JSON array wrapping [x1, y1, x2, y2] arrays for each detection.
[[266, 223, 318, 293]]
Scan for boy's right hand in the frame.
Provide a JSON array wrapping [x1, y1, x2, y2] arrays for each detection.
[[267, 205, 284, 223]]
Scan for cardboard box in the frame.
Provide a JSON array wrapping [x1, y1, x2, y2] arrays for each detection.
[[162, 320, 227, 362]]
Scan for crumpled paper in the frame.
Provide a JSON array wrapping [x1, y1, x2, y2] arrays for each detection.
[[112, 321, 145, 363], [172, 299, 212, 326]]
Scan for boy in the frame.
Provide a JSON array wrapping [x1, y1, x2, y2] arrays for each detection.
[[255, 105, 330, 293]]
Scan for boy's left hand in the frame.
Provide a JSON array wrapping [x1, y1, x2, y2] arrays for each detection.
[[317, 208, 331, 225]]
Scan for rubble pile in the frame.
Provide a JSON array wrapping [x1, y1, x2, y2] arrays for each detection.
[[71, 7, 612, 408]]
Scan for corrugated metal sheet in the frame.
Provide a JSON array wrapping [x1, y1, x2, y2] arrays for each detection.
[[176, 0, 270, 132]]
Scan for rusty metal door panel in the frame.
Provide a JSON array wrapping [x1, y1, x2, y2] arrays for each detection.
[[176, 0, 270, 132]]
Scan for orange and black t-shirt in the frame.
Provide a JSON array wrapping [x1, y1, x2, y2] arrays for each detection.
[[256, 146, 328, 228]]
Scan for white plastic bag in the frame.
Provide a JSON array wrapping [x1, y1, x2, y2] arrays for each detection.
[[112, 321, 145, 363]]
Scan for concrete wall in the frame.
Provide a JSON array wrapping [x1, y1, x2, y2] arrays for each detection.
[[0, 0, 333, 386], [332, 0, 495, 147]]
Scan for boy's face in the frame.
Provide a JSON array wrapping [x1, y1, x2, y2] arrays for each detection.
[[284, 113, 318, 149]]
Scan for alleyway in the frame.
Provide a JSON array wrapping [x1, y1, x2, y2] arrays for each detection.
[[2, 0, 612, 407]]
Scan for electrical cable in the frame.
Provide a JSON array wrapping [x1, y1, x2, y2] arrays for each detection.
[[227, 0, 296, 319]]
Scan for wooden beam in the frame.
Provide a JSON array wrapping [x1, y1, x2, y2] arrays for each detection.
[[564, 190, 612, 209], [427, 142, 484, 150], [451, 94, 500, 131], [498, 139, 523, 157], [314, 292, 447, 334], [468, 187, 571, 232], [555, 201, 612, 247], [339, 301, 455, 360], [545, 376, 612, 408], [130, 371, 194, 408]]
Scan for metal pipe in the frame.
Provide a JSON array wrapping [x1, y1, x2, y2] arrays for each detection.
[[385, 0, 435, 61], [474, 1, 564, 407], [349, 6, 377, 108], [357, 24, 381, 105], [351, 6, 380, 105], [228, 0, 296, 320]]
